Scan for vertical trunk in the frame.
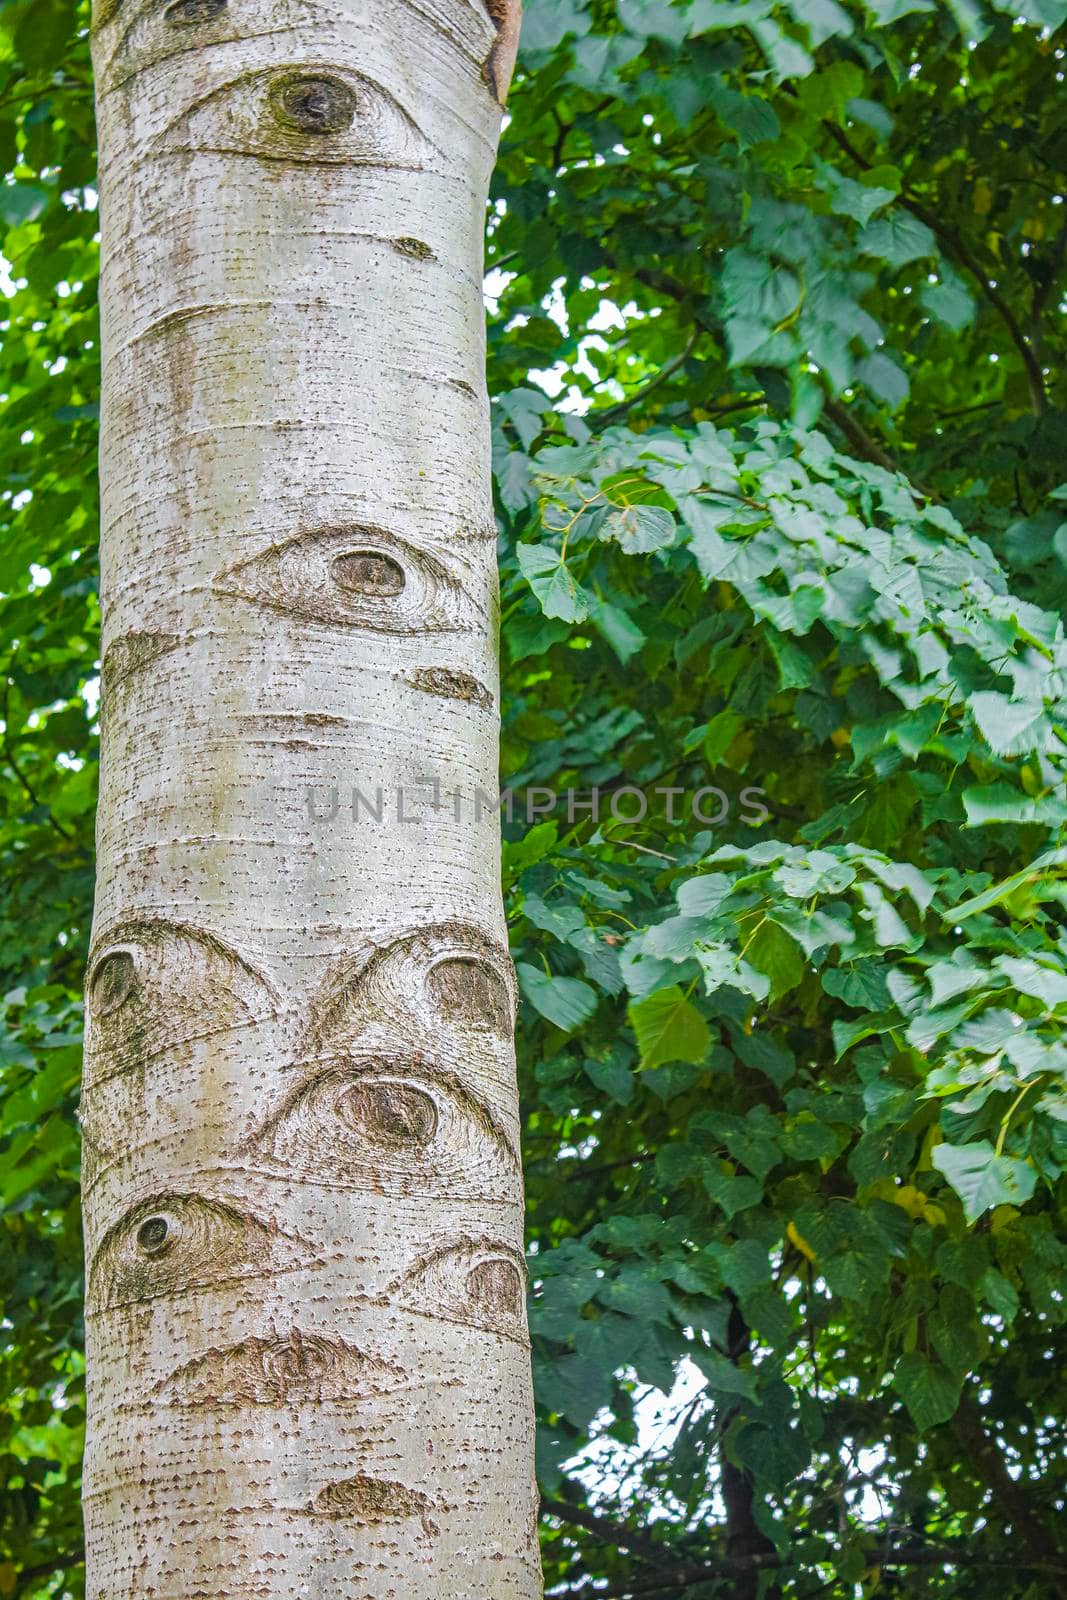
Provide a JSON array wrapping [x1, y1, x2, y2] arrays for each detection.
[[83, 2, 536, 1595]]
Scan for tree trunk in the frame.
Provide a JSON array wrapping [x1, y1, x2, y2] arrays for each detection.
[[83, 2, 536, 1596]]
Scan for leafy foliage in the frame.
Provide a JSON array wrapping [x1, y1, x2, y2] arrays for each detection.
[[1, 2, 95, 1594], [3, 0, 1067, 1596], [492, 1, 1067, 1593]]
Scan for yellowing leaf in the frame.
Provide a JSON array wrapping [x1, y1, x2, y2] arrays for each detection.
[[891, 1185, 929, 1219], [972, 178, 993, 215], [921, 1126, 948, 1174], [787, 1219, 816, 1261]]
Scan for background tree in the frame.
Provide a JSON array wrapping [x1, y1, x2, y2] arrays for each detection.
[[2, 1, 1067, 1597]]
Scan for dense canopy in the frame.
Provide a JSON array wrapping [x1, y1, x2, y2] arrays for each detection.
[[2, 0, 1066, 1596]]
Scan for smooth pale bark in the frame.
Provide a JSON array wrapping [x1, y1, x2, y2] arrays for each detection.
[[83, 1, 536, 1595]]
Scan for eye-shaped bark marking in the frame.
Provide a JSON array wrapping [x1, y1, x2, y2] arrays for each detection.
[[426, 955, 511, 1033], [214, 526, 473, 635], [310, 1473, 439, 1537], [408, 666, 494, 709], [91, 950, 136, 1016], [310, 921, 516, 1054], [156, 63, 437, 170], [152, 1328, 403, 1407], [100, 630, 181, 696], [164, 0, 225, 22], [87, 1192, 316, 1312], [93, 0, 224, 29], [84, 917, 277, 1091], [383, 1236, 528, 1343], [252, 1055, 521, 1202], [92, 0, 247, 97]]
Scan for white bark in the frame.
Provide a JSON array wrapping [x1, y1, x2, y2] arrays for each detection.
[[84, 0, 536, 1594]]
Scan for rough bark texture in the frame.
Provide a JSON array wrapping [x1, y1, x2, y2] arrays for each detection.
[[84, 1, 536, 1595]]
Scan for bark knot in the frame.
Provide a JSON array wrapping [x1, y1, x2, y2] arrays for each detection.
[[409, 665, 493, 708], [393, 236, 435, 260], [311, 1473, 439, 1537], [270, 73, 355, 136], [164, 0, 226, 23]]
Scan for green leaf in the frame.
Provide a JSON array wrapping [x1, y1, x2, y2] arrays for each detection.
[[503, 821, 558, 885], [497, 386, 554, 449], [932, 1140, 1038, 1223], [997, 956, 1067, 1010], [600, 503, 676, 553], [963, 783, 1067, 828], [692, 1348, 757, 1397], [857, 350, 909, 410], [750, 17, 815, 78], [628, 984, 711, 1070], [704, 1163, 764, 1217], [735, 1031, 797, 1087], [796, 61, 864, 116], [588, 597, 646, 662], [867, 0, 935, 21], [970, 692, 1051, 757], [708, 82, 782, 150], [745, 919, 805, 1000], [786, 0, 854, 42], [519, 0, 591, 53], [516, 543, 589, 621], [921, 273, 975, 330], [943, 849, 1067, 920], [769, 902, 855, 957], [978, 1268, 1020, 1321], [583, 1056, 635, 1105], [822, 961, 891, 1009], [892, 1352, 962, 1431], [857, 212, 936, 266], [517, 962, 598, 1030], [704, 709, 744, 764], [720, 1238, 773, 1297], [0, 181, 50, 227]]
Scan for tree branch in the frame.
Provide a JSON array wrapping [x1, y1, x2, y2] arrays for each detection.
[[628, 264, 920, 487], [820, 118, 1047, 414], [1, 679, 77, 844], [951, 1397, 1067, 1600], [821, 394, 917, 485], [16, 1551, 84, 1590], [592, 329, 703, 427], [541, 1495, 678, 1563], [1030, 209, 1067, 347], [720, 1299, 780, 1600], [547, 1545, 1067, 1600]]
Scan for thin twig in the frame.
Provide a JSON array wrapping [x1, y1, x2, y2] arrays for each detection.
[[593, 329, 703, 426], [541, 1496, 675, 1563], [602, 829, 678, 863], [1, 678, 77, 843]]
